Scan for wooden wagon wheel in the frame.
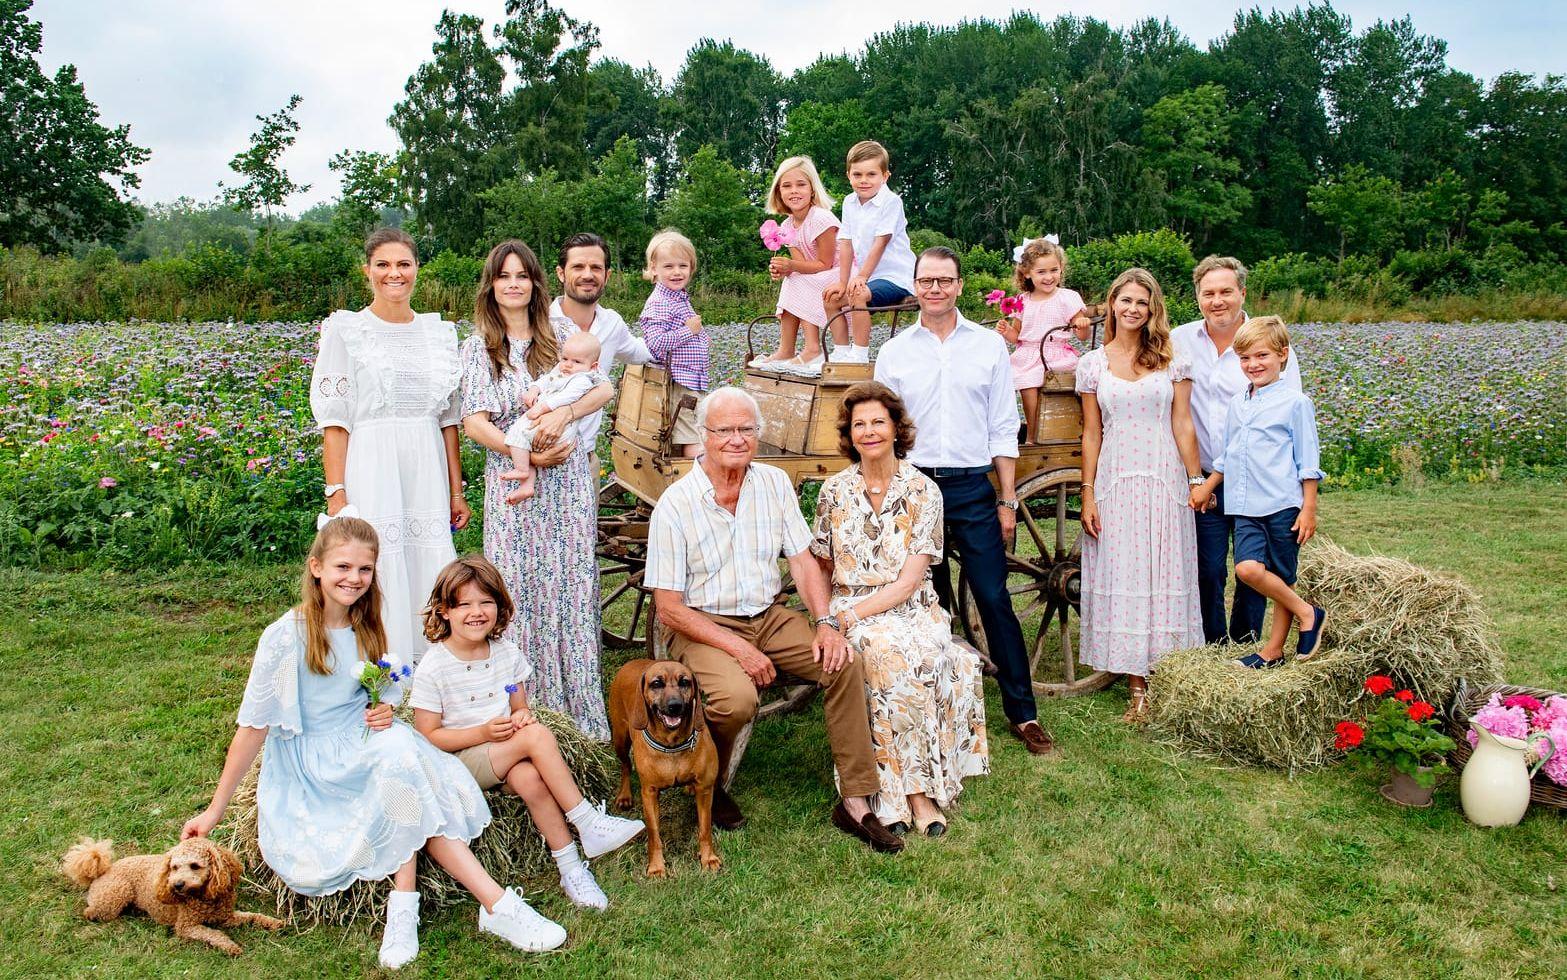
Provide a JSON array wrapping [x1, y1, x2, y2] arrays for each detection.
[[596, 478, 654, 650], [958, 467, 1114, 698]]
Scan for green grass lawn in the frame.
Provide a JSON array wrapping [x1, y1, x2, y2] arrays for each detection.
[[3, 478, 1564, 978]]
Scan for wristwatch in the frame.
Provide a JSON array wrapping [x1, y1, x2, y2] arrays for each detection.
[[814, 615, 842, 632], [324, 483, 345, 499], [998, 498, 1020, 512], [1187, 476, 1205, 487]]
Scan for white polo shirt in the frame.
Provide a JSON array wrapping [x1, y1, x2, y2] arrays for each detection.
[[1172, 314, 1304, 472], [874, 313, 1020, 468], [549, 297, 651, 367], [840, 184, 915, 292]]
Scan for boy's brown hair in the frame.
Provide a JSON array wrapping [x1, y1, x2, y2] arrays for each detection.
[[1232, 315, 1291, 365], [846, 140, 890, 173], [421, 556, 515, 642]]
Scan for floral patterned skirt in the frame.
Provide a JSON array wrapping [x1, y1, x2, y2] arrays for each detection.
[[832, 594, 990, 824]]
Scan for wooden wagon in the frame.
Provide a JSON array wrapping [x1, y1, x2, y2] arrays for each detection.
[[596, 302, 1114, 730]]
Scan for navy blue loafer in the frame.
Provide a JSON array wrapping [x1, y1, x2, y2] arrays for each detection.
[[1296, 606, 1328, 659], [1231, 651, 1284, 669]]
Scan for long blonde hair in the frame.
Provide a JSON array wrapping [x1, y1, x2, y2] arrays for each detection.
[[475, 239, 557, 381], [1104, 267, 1173, 373], [298, 516, 387, 675], [767, 155, 835, 215]]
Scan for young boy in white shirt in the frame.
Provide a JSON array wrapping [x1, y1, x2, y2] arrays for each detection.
[[822, 140, 917, 364]]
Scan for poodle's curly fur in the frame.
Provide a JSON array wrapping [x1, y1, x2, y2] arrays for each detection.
[[61, 837, 285, 955]]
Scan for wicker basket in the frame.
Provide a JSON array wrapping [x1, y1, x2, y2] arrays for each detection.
[[1446, 680, 1567, 810]]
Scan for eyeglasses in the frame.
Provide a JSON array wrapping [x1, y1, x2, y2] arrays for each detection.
[[913, 276, 959, 291], [702, 425, 759, 440]]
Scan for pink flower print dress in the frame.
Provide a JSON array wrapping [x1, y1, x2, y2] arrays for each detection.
[[1074, 348, 1203, 677], [1009, 288, 1086, 388], [774, 206, 843, 328]]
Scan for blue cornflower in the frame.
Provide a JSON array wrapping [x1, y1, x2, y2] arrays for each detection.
[[377, 659, 391, 669], [505, 684, 519, 695]]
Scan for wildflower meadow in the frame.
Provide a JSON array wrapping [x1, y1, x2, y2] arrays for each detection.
[[1, 318, 1563, 567]]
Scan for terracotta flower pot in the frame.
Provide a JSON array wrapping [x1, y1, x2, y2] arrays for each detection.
[[1379, 767, 1435, 808]]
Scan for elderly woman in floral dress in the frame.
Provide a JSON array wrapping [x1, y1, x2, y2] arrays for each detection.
[[459, 239, 615, 739], [811, 381, 989, 836]]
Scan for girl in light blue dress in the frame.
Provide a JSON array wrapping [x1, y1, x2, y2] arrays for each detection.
[[182, 512, 567, 969]]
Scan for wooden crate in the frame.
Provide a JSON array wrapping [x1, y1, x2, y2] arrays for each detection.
[[1034, 389, 1083, 445], [615, 363, 667, 447], [746, 372, 817, 454]]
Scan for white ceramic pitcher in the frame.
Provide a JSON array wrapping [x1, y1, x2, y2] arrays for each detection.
[[1460, 723, 1557, 827]]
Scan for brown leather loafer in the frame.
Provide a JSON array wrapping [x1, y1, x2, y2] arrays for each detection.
[[1010, 720, 1057, 755], [712, 786, 747, 831], [831, 801, 904, 853]]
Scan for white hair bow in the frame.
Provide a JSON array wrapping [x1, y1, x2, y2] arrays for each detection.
[[316, 503, 362, 530], [1012, 234, 1061, 263]]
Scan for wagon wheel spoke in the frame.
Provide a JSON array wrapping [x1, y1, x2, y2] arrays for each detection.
[[1029, 599, 1059, 676], [1054, 489, 1070, 561]]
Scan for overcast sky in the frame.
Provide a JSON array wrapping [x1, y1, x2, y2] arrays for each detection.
[[31, 0, 1566, 211]]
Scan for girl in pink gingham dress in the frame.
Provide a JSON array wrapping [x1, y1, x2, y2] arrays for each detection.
[[999, 238, 1088, 443], [752, 156, 842, 377]]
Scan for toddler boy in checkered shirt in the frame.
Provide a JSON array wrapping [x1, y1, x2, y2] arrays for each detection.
[[637, 229, 709, 458]]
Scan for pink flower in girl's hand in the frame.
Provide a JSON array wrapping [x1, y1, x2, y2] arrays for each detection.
[[1000, 295, 1025, 317], [759, 220, 797, 251], [984, 289, 1006, 305]]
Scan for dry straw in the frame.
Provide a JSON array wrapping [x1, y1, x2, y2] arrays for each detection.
[[222, 709, 618, 926], [1148, 539, 1503, 772]]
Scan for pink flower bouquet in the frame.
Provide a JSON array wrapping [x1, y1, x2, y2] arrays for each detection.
[[1468, 692, 1567, 786]]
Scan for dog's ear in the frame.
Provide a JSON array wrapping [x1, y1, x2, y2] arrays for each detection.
[[204, 842, 240, 900], [632, 667, 652, 731], [688, 669, 708, 735], [155, 854, 178, 905]]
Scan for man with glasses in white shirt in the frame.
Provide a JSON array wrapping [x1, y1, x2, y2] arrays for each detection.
[[874, 247, 1055, 756], [1172, 256, 1304, 645]]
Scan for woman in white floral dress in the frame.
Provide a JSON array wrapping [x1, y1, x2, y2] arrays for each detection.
[[458, 240, 615, 740], [811, 382, 989, 836], [1076, 267, 1205, 723], [310, 228, 468, 664]]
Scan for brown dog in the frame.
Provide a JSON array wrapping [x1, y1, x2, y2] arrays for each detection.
[[609, 659, 721, 877], [62, 837, 285, 955]]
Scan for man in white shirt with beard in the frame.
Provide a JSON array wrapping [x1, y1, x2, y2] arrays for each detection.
[[1172, 255, 1304, 646]]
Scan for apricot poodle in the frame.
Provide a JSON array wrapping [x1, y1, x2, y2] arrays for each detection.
[[62, 837, 285, 955]]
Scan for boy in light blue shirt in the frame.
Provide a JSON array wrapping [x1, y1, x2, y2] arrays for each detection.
[[1191, 316, 1326, 667]]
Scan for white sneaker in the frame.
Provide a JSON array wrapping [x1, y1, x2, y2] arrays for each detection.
[[378, 892, 420, 969], [846, 346, 871, 364], [748, 353, 783, 369], [559, 862, 609, 911], [781, 355, 825, 378], [571, 803, 645, 859], [825, 347, 850, 363], [478, 888, 567, 953]]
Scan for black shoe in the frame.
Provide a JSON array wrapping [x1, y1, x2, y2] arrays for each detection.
[[886, 821, 909, 837], [711, 786, 746, 831]]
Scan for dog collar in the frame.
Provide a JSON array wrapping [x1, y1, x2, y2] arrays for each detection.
[[640, 726, 700, 754]]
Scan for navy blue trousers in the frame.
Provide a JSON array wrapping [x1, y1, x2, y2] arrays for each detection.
[[925, 470, 1037, 724], [1194, 481, 1268, 644]]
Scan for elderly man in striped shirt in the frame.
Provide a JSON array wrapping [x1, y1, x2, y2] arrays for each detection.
[[646, 387, 902, 853]]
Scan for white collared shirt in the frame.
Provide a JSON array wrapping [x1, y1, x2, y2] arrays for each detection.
[[549, 297, 651, 367], [1172, 314, 1304, 471], [840, 184, 915, 292], [644, 461, 813, 616], [874, 313, 1020, 468]]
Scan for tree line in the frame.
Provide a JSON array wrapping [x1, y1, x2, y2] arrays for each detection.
[[3, 0, 1566, 316]]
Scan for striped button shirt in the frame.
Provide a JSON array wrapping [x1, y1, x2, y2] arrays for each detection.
[[638, 283, 709, 391], [644, 461, 813, 616], [408, 639, 533, 730]]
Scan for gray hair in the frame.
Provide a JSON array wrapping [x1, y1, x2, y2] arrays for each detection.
[[694, 386, 762, 430]]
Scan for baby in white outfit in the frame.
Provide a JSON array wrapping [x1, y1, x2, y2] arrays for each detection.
[[504, 331, 604, 504]]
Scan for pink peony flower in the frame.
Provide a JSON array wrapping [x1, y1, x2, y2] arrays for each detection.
[[1533, 696, 1567, 731], [984, 289, 1006, 305], [1503, 694, 1544, 712], [1468, 694, 1529, 747], [1534, 719, 1567, 786], [98, 477, 117, 489]]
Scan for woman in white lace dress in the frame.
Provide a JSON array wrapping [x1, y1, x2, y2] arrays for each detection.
[[1076, 268, 1205, 723], [310, 228, 469, 663]]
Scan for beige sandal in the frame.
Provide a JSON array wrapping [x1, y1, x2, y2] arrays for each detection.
[[1122, 689, 1149, 724]]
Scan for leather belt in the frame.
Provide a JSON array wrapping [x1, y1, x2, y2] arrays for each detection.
[[917, 464, 994, 478]]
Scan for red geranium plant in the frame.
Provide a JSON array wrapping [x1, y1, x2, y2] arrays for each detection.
[[1336, 674, 1455, 788]]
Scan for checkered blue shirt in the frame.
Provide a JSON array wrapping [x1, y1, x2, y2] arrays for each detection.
[[638, 283, 709, 391]]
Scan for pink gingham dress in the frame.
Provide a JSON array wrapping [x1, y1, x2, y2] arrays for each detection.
[[1009, 288, 1086, 388], [775, 206, 842, 328], [1075, 348, 1204, 677]]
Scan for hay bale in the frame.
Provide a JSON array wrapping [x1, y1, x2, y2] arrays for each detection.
[[1148, 539, 1503, 771], [222, 709, 617, 926]]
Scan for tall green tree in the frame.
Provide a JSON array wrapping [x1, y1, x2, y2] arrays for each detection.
[[1141, 83, 1251, 248], [327, 150, 400, 238], [668, 40, 784, 172], [1307, 165, 1402, 260], [0, 0, 148, 250], [658, 145, 765, 272], [221, 94, 309, 232], [494, 0, 600, 174]]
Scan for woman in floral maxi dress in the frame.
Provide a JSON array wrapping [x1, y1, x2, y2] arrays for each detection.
[[811, 383, 989, 835], [458, 240, 615, 739]]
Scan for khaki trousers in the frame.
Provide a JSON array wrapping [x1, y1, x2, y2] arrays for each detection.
[[666, 602, 880, 797]]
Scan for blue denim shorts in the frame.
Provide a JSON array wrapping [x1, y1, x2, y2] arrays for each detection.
[[867, 279, 912, 307], [1233, 508, 1301, 585]]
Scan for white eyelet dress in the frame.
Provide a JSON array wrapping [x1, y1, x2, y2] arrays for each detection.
[[310, 309, 461, 664]]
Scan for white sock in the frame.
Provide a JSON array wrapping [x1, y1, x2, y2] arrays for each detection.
[[552, 842, 583, 875], [389, 889, 419, 911], [564, 799, 594, 825], [852, 345, 869, 359]]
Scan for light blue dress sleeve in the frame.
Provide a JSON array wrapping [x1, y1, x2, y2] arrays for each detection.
[[236, 614, 305, 737]]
